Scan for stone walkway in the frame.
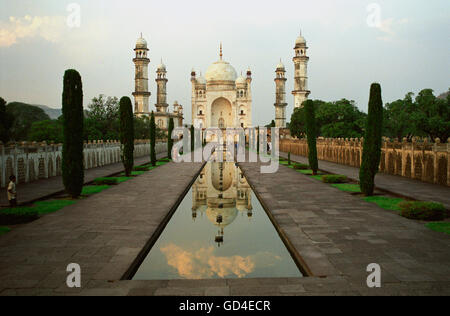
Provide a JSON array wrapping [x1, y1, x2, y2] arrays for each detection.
[[0, 153, 166, 207], [0, 159, 204, 296], [280, 152, 450, 209]]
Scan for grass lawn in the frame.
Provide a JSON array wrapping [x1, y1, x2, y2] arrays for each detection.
[[426, 222, 450, 235], [310, 175, 323, 181], [331, 184, 362, 193], [1, 200, 76, 217], [82, 185, 111, 196], [32, 200, 77, 215], [363, 196, 406, 212], [0, 227, 11, 236]]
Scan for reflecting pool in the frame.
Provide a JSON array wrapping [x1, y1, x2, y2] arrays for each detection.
[[133, 162, 303, 280]]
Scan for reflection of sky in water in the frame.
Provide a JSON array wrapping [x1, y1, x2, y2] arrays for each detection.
[[133, 162, 302, 280]]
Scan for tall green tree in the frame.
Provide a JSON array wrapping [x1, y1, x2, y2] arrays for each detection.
[[360, 83, 384, 196], [413, 89, 450, 142], [62, 69, 84, 198], [5, 102, 50, 141], [85, 95, 120, 140], [383, 93, 416, 141], [304, 100, 318, 175], [0, 97, 14, 144], [168, 118, 174, 159], [29, 119, 63, 143], [119, 97, 134, 177], [150, 112, 156, 166]]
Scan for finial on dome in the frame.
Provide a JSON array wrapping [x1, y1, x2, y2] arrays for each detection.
[[220, 42, 223, 60]]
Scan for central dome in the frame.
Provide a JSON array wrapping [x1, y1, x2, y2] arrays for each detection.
[[205, 60, 237, 82]]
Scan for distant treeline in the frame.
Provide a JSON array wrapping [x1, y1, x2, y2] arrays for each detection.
[[0, 95, 166, 144], [289, 88, 450, 143]]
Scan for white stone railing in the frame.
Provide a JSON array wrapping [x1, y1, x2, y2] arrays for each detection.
[[0, 140, 167, 187]]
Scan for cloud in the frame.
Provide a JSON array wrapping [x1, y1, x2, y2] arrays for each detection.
[[376, 18, 409, 42], [160, 243, 281, 279], [0, 15, 66, 47]]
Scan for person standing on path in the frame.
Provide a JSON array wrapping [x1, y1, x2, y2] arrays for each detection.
[[7, 175, 17, 207]]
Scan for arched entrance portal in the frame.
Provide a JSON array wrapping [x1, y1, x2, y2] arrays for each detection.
[[211, 97, 232, 128]]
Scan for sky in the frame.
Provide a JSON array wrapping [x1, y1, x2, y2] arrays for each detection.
[[0, 0, 449, 125]]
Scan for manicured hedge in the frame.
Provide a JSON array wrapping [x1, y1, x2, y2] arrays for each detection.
[[0, 208, 39, 225], [322, 175, 348, 184], [293, 163, 310, 170], [399, 201, 447, 221]]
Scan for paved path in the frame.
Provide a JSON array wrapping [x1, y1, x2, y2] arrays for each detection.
[[280, 152, 450, 209], [0, 159, 204, 296], [235, 159, 450, 295], [0, 153, 166, 207]]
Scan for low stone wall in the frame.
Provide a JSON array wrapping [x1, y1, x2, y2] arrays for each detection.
[[0, 140, 167, 187], [280, 137, 450, 187]]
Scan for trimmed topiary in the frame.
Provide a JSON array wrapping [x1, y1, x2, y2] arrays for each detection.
[[190, 125, 195, 152], [62, 69, 84, 198], [360, 83, 383, 196], [304, 100, 318, 175], [288, 152, 291, 165], [399, 201, 447, 221], [168, 117, 174, 159], [119, 97, 134, 177], [322, 174, 348, 184], [150, 112, 156, 166]]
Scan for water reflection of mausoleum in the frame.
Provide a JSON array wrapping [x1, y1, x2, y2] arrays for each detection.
[[192, 162, 253, 246]]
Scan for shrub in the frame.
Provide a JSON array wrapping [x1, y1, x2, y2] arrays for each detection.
[[119, 97, 134, 177], [399, 201, 447, 221], [360, 83, 383, 196], [288, 152, 291, 165], [94, 177, 119, 185], [293, 163, 310, 170], [62, 69, 84, 198], [322, 174, 348, 184], [305, 100, 318, 175], [0, 207, 38, 225]]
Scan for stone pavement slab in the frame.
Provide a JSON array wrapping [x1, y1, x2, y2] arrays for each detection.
[[0, 153, 166, 207], [280, 152, 450, 209]]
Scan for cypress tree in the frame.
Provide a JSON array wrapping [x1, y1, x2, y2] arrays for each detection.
[[190, 125, 195, 152], [150, 112, 156, 166], [360, 83, 384, 196], [257, 126, 260, 154], [0, 97, 14, 144], [62, 69, 84, 198], [288, 152, 291, 166], [119, 97, 134, 177], [305, 100, 318, 175], [168, 117, 174, 159]]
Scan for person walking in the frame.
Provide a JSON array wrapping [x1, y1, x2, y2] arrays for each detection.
[[7, 175, 17, 207]]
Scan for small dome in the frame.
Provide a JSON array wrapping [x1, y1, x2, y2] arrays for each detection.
[[295, 35, 306, 45], [276, 61, 285, 70], [205, 60, 237, 82], [136, 36, 147, 48], [197, 75, 206, 85], [236, 75, 246, 85], [157, 63, 166, 71]]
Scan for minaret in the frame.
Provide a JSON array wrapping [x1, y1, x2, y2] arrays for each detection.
[[132, 34, 150, 115], [155, 60, 168, 113], [274, 60, 287, 128], [292, 32, 310, 108]]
